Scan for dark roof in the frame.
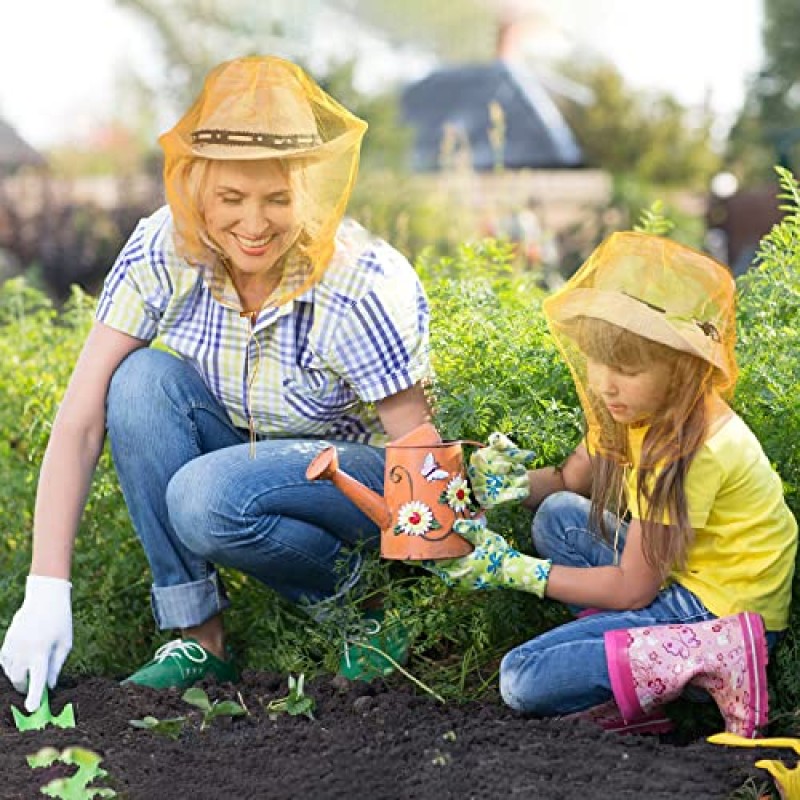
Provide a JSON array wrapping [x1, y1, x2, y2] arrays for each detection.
[[401, 60, 583, 172], [0, 118, 46, 171]]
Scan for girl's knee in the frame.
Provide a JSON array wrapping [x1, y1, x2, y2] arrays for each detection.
[[499, 648, 546, 713], [532, 491, 586, 554]]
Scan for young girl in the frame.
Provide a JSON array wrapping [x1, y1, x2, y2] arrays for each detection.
[[428, 231, 797, 738]]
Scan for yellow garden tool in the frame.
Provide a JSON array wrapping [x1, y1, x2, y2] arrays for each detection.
[[708, 732, 800, 799]]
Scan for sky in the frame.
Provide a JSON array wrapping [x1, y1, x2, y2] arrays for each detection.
[[0, 0, 764, 149]]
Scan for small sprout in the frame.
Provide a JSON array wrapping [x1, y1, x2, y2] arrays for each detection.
[[442, 730, 457, 742], [266, 674, 316, 720], [128, 715, 187, 740], [182, 687, 247, 731], [430, 750, 450, 767], [13, 687, 76, 731], [28, 746, 116, 799]]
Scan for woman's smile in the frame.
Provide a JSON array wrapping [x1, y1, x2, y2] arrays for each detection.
[[205, 160, 298, 284]]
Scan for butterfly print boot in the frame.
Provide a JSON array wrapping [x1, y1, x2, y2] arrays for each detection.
[[604, 612, 769, 738]]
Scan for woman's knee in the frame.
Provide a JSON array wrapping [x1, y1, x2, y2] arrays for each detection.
[[166, 458, 234, 557], [106, 349, 183, 433]]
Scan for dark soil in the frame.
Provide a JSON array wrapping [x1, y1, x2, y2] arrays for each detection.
[[0, 671, 785, 800]]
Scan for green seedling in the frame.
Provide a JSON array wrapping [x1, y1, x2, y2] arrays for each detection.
[[128, 714, 187, 740], [12, 687, 76, 732], [27, 746, 116, 799], [181, 687, 247, 731], [266, 674, 316, 720]]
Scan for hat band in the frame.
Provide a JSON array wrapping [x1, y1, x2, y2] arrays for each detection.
[[192, 129, 323, 149], [622, 292, 721, 342]]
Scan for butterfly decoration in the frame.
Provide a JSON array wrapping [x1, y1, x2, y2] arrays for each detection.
[[420, 452, 449, 482], [663, 628, 701, 659]]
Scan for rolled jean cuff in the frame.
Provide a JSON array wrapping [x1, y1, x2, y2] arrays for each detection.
[[300, 551, 364, 623], [151, 571, 231, 630]]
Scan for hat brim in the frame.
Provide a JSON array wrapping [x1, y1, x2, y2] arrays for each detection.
[[547, 288, 727, 374], [190, 141, 329, 162]]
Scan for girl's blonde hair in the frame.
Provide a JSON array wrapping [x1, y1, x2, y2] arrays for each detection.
[[574, 317, 716, 573]]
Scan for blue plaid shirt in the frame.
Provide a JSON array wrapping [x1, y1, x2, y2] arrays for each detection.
[[96, 206, 431, 444]]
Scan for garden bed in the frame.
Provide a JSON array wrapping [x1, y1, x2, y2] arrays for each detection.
[[0, 671, 782, 799]]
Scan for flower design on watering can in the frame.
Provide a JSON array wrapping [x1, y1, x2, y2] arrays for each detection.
[[394, 500, 442, 536], [441, 476, 472, 513]]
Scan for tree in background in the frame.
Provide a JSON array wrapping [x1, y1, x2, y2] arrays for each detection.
[[556, 58, 720, 189], [726, 0, 800, 184]]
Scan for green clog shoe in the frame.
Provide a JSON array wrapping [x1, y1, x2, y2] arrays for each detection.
[[338, 609, 411, 682]]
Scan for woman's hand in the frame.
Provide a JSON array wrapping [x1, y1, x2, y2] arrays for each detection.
[[0, 576, 72, 712]]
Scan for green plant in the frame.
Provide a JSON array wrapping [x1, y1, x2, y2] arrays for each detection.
[[27, 746, 116, 799], [128, 714, 187, 740], [12, 687, 75, 732], [181, 687, 247, 731], [265, 674, 316, 719], [128, 687, 247, 737], [727, 775, 775, 800], [633, 200, 676, 236]]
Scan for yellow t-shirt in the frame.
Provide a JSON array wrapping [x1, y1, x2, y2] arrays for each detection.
[[625, 415, 798, 631]]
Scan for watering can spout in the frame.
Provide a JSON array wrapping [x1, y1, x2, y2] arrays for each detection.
[[306, 446, 392, 530]]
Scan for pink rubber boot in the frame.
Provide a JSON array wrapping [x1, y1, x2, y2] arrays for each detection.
[[564, 699, 674, 735], [604, 612, 769, 738]]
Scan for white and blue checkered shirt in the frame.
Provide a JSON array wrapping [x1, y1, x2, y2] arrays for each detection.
[[96, 206, 431, 444]]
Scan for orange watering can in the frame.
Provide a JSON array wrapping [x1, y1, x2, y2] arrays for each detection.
[[305, 423, 480, 560]]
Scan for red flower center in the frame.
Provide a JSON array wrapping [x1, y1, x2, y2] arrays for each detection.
[[408, 512, 422, 525], [455, 489, 465, 500]]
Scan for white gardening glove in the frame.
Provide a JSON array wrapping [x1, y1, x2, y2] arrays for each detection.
[[0, 575, 72, 712]]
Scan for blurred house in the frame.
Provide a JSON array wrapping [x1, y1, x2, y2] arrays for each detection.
[[401, 60, 583, 172], [0, 118, 48, 278], [0, 118, 46, 174], [399, 54, 611, 279]]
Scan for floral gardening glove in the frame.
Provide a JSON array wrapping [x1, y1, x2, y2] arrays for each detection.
[[416, 518, 551, 597], [468, 432, 535, 508]]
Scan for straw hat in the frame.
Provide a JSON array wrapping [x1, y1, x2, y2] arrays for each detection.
[[160, 56, 366, 162], [544, 231, 736, 377], [190, 63, 323, 161]]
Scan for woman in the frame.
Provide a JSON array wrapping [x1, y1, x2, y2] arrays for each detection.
[[1, 56, 432, 710]]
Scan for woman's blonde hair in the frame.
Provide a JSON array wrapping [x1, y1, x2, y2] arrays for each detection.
[[574, 317, 716, 573]]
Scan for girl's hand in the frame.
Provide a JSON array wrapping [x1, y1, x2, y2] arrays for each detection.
[[468, 433, 535, 508], [412, 518, 551, 597]]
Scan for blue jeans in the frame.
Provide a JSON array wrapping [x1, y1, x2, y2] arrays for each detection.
[[105, 348, 385, 631], [499, 491, 716, 715]]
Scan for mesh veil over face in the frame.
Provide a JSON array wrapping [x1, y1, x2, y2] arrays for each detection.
[[543, 232, 737, 467], [159, 55, 368, 304]]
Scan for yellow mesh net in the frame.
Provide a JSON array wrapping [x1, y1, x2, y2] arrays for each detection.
[[159, 55, 367, 303], [543, 231, 737, 465]]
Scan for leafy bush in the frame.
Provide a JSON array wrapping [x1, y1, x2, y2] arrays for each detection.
[[0, 186, 798, 717], [734, 168, 800, 723]]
